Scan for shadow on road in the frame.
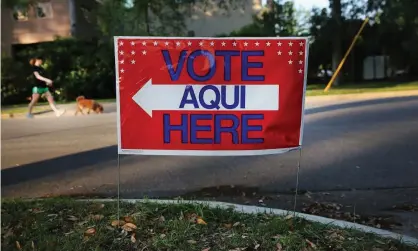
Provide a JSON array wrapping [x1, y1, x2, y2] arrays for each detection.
[[2, 95, 418, 199], [117, 95, 418, 197], [1, 146, 120, 186], [32, 109, 53, 115], [102, 103, 117, 113]]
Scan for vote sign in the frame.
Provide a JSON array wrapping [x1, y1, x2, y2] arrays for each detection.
[[115, 37, 308, 156]]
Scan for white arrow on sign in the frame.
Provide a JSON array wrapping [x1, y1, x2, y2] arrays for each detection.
[[132, 79, 279, 117]]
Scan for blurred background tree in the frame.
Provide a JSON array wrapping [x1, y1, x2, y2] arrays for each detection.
[[2, 0, 417, 105]]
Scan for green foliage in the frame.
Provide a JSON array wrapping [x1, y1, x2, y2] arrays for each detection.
[[307, 0, 418, 81], [228, 23, 266, 37], [218, 0, 418, 83], [1, 38, 115, 105], [372, 0, 418, 72], [1, 0, 32, 8], [1, 0, 250, 105], [3, 0, 417, 105], [1, 56, 32, 105]]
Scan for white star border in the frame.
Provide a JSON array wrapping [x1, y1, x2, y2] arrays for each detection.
[[116, 38, 307, 75]]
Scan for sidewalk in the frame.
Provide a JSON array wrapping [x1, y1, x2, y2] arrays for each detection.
[[1, 102, 108, 119]]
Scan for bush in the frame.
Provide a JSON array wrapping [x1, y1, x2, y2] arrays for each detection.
[[1, 38, 116, 105], [1, 56, 33, 105]]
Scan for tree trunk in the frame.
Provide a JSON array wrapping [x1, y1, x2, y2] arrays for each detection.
[[145, 3, 150, 35], [331, 0, 342, 85]]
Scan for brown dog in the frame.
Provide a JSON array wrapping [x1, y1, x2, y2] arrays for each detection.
[[75, 96, 104, 115]]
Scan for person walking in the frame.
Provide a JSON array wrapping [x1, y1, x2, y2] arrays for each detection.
[[26, 56, 65, 118]]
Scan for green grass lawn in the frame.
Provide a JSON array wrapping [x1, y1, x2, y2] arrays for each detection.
[[306, 81, 418, 96], [1, 198, 417, 251]]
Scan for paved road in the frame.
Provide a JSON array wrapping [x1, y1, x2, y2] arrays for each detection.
[[2, 92, 418, 200]]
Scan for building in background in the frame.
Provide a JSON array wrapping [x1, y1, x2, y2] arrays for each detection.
[[1, 0, 97, 57], [1, 0, 263, 57], [184, 0, 263, 37]]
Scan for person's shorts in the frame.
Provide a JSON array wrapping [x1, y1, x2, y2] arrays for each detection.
[[32, 87, 49, 94]]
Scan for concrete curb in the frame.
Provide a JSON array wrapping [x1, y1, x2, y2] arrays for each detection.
[[82, 198, 418, 246]]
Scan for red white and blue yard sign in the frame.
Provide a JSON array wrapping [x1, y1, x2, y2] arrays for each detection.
[[115, 36, 308, 156]]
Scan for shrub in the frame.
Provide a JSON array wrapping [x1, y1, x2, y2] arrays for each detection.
[[1, 56, 33, 105], [1, 38, 116, 105]]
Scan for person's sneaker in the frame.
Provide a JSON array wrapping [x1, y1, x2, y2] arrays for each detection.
[[26, 113, 34, 119], [55, 109, 66, 117]]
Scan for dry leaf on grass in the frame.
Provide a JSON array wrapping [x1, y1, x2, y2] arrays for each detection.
[[111, 220, 125, 227], [197, 217, 207, 225], [122, 226, 133, 232], [186, 213, 207, 224], [233, 222, 240, 227], [16, 241, 22, 250], [306, 239, 317, 249], [84, 228, 96, 236], [284, 214, 294, 220], [122, 222, 137, 232], [29, 208, 45, 214], [31, 241, 35, 250], [202, 248, 211, 251], [224, 223, 232, 229], [124, 222, 137, 229], [276, 242, 283, 251], [130, 233, 136, 243], [254, 243, 260, 249], [187, 239, 197, 244], [124, 216, 134, 223]]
